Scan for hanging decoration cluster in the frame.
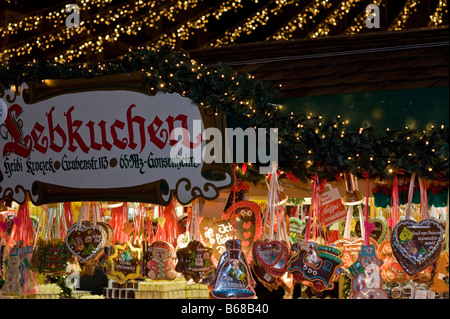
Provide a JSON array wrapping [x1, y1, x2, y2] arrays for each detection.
[[0, 46, 448, 184]]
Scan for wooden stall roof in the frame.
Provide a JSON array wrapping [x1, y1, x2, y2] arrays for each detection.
[[188, 27, 449, 98]]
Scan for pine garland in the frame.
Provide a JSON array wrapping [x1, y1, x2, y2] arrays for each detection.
[[0, 46, 448, 183]]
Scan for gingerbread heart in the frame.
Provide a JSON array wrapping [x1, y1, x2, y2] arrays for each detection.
[[65, 221, 107, 263], [199, 201, 262, 266], [252, 239, 289, 277], [391, 219, 444, 276]]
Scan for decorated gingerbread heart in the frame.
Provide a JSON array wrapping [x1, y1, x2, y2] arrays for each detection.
[[287, 242, 343, 291], [252, 239, 289, 277], [251, 239, 290, 290], [175, 240, 214, 283], [65, 221, 108, 263], [107, 241, 141, 284], [391, 219, 444, 275]]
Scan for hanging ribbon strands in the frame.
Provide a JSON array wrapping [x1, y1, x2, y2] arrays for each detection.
[[363, 173, 372, 247], [109, 202, 129, 244], [154, 200, 181, 249], [252, 162, 290, 290], [8, 201, 35, 248]]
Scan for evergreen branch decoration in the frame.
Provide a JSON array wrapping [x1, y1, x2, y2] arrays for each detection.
[[0, 46, 448, 184]]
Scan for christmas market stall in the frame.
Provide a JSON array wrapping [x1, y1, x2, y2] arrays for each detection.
[[0, 46, 448, 300]]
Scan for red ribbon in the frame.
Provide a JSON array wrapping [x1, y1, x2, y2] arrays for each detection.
[[110, 203, 129, 244], [391, 174, 399, 228], [154, 200, 180, 248], [8, 202, 35, 247], [230, 180, 249, 192], [362, 172, 370, 246], [421, 179, 429, 220], [241, 163, 248, 175], [286, 171, 300, 183]]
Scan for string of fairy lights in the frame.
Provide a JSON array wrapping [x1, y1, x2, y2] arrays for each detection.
[[209, 0, 299, 47], [0, 0, 448, 63], [149, 0, 242, 49], [308, 0, 362, 38], [269, 0, 332, 40], [429, 0, 448, 26], [52, 0, 204, 63], [344, 0, 386, 35], [0, 0, 202, 62], [388, 0, 421, 31], [0, 0, 110, 36]]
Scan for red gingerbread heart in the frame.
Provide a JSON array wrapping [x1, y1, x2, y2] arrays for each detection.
[[253, 239, 289, 277]]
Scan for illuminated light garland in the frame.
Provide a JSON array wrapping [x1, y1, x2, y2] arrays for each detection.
[[388, 0, 421, 31], [344, 0, 386, 35], [0, 0, 147, 62], [269, 0, 332, 41], [0, 0, 111, 36], [47, 0, 202, 63], [1, 0, 448, 64], [213, 0, 245, 19], [0, 0, 199, 63], [150, 0, 246, 48], [210, 0, 298, 47], [429, 0, 448, 26], [308, 0, 361, 38]]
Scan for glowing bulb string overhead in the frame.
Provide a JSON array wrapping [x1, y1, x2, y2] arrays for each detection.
[[1, 0, 448, 64], [308, 0, 362, 38], [208, 0, 299, 47], [50, 0, 203, 63], [344, 0, 386, 35], [0, 0, 199, 63]]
